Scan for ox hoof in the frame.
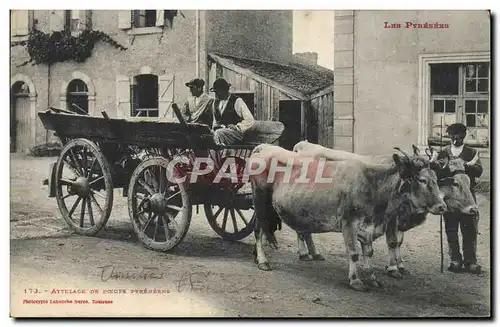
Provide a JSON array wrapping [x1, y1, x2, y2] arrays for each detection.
[[366, 279, 383, 288], [257, 262, 272, 271], [312, 254, 325, 261], [398, 267, 410, 275], [349, 279, 368, 292], [299, 254, 313, 261], [386, 269, 403, 279]]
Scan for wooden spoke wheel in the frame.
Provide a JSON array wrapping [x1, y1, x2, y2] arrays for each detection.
[[54, 138, 113, 236], [205, 205, 255, 241], [128, 157, 192, 252]]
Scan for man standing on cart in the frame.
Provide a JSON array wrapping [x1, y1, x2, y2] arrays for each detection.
[[210, 78, 255, 146]]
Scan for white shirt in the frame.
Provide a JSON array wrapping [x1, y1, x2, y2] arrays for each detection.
[[450, 144, 464, 158], [214, 94, 255, 133]]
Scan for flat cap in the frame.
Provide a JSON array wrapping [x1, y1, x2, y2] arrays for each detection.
[[210, 78, 231, 91], [185, 78, 205, 88], [446, 123, 467, 135]]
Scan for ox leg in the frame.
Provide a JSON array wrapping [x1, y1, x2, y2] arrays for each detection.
[[342, 220, 367, 292], [361, 243, 382, 288], [304, 234, 325, 261], [385, 220, 403, 279], [297, 233, 312, 261], [254, 229, 271, 271], [252, 183, 272, 271], [395, 231, 409, 275]]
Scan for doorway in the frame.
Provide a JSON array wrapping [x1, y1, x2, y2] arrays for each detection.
[[11, 81, 32, 153], [279, 100, 303, 150]]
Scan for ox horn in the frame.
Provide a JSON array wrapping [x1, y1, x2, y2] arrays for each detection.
[[393, 147, 411, 159]]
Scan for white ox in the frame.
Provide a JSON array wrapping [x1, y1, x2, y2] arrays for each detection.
[[249, 143, 446, 291], [293, 141, 478, 278]]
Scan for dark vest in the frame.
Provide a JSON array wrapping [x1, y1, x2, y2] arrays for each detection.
[[213, 94, 242, 126]]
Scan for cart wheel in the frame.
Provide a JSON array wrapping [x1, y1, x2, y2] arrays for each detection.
[[205, 205, 255, 241], [128, 157, 192, 252], [54, 138, 113, 236]]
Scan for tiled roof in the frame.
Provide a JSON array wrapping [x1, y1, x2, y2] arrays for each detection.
[[209, 53, 334, 96]]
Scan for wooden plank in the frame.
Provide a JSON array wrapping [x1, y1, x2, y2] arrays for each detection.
[[317, 98, 323, 146], [210, 53, 309, 101], [262, 85, 269, 121], [272, 89, 280, 121], [256, 83, 263, 120]]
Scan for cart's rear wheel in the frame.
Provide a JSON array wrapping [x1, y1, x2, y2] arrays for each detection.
[[205, 205, 255, 241], [128, 157, 192, 252], [55, 138, 113, 236]]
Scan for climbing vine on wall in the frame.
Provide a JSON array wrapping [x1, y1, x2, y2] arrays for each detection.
[[11, 28, 127, 67]]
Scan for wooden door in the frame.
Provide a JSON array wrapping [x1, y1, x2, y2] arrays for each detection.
[[14, 95, 31, 152]]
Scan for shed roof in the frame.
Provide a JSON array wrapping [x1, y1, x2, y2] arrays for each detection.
[[208, 53, 334, 99]]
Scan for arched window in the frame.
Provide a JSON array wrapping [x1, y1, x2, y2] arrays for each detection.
[[12, 81, 30, 96], [66, 79, 89, 114], [131, 74, 159, 117]]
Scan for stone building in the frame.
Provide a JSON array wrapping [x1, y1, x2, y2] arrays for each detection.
[[333, 10, 491, 158], [11, 10, 334, 152]]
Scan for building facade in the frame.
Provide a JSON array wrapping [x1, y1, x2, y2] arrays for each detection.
[[333, 10, 491, 157], [10, 10, 298, 152]]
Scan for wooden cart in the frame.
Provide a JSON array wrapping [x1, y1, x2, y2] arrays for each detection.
[[39, 107, 284, 252]]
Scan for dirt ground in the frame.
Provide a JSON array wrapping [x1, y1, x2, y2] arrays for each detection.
[[10, 154, 491, 318]]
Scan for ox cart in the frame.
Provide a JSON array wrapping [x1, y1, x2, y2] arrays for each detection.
[[38, 107, 284, 252]]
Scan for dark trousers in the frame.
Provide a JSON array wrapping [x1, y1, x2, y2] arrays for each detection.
[[444, 212, 479, 266]]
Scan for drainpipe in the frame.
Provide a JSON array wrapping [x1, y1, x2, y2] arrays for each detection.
[[195, 10, 200, 77], [46, 63, 51, 143]]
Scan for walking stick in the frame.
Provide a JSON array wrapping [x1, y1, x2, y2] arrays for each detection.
[[440, 117, 444, 273]]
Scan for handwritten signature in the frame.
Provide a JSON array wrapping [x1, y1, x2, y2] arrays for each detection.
[[97, 265, 257, 294], [98, 265, 166, 282], [172, 271, 257, 294]]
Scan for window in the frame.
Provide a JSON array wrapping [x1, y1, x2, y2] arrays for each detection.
[[430, 62, 490, 145], [130, 74, 159, 117], [119, 10, 178, 33], [63, 10, 91, 34], [132, 10, 157, 28], [66, 79, 89, 114]]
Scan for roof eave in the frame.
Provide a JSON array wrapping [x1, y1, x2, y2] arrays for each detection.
[[208, 52, 310, 101]]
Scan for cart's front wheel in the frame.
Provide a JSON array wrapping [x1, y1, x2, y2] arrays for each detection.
[[55, 138, 113, 236], [205, 205, 255, 241], [128, 157, 191, 252]]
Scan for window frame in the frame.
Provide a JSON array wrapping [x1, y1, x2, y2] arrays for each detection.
[[417, 52, 490, 148], [130, 74, 159, 118], [126, 10, 164, 35]]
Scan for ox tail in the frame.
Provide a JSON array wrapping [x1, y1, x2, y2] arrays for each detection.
[[251, 180, 282, 250]]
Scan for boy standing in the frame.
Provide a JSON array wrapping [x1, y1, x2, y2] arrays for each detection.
[[438, 123, 483, 275]]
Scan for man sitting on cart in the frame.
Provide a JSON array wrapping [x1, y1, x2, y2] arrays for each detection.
[[178, 78, 214, 127], [210, 78, 255, 146]]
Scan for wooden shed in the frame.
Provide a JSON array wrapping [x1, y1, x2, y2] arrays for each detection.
[[207, 53, 335, 150]]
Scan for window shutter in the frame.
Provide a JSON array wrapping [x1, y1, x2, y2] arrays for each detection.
[[116, 75, 131, 118], [50, 10, 65, 32], [10, 11, 16, 36], [155, 10, 164, 27], [84, 10, 92, 30], [16, 10, 29, 35], [118, 10, 132, 29], [158, 74, 175, 118]]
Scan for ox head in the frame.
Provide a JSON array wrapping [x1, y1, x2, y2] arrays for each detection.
[[438, 159, 478, 216], [413, 146, 478, 215], [391, 148, 447, 216]]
